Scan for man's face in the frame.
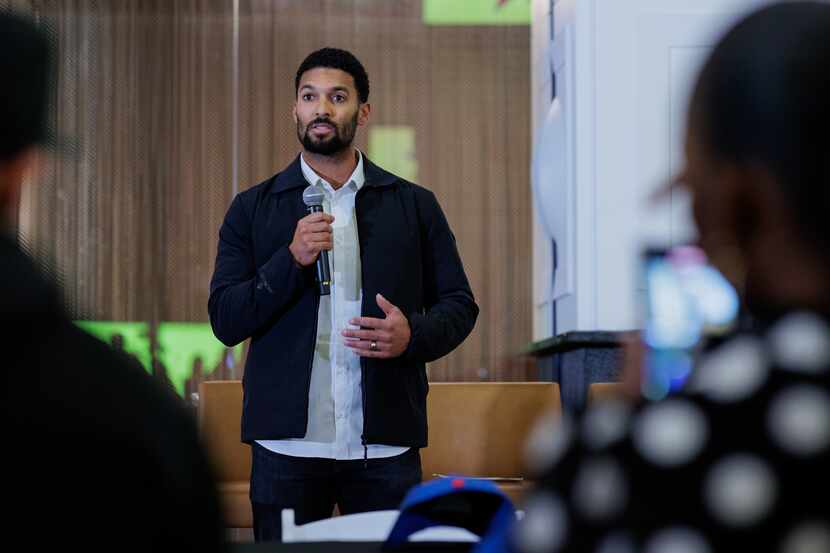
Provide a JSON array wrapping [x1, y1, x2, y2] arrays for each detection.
[[680, 124, 751, 290], [681, 126, 741, 259], [294, 67, 369, 156], [682, 128, 719, 252]]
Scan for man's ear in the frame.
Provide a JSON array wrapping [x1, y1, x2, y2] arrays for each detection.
[[357, 102, 371, 127], [291, 103, 298, 125], [0, 148, 39, 222]]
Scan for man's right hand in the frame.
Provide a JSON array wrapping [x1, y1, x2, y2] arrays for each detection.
[[288, 212, 335, 267]]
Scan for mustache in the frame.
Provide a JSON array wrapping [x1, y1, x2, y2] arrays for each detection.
[[308, 118, 336, 128]]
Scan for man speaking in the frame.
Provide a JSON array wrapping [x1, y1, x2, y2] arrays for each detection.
[[208, 47, 478, 542]]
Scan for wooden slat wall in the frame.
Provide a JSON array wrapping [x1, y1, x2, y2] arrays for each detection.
[[18, 0, 234, 324], [14, 0, 533, 381]]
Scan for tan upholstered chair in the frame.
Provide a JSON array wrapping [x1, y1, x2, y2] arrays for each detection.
[[421, 382, 562, 506], [198, 380, 562, 525], [198, 381, 252, 529]]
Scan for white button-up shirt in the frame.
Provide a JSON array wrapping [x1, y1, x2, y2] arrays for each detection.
[[257, 151, 409, 460]]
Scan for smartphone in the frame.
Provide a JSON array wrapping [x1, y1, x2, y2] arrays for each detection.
[[640, 245, 740, 400]]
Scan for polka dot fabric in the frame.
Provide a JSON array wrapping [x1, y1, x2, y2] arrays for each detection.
[[508, 312, 830, 553]]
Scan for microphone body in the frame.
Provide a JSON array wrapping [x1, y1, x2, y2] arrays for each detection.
[[302, 185, 332, 296]]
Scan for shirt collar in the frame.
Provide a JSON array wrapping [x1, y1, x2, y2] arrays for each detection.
[[300, 149, 365, 192]]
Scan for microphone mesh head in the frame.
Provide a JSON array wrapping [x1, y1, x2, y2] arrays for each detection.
[[302, 184, 325, 207]]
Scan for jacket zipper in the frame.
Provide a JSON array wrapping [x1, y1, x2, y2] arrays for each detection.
[[356, 184, 369, 469]]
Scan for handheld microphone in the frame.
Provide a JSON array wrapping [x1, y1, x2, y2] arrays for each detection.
[[302, 184, 332, 296]]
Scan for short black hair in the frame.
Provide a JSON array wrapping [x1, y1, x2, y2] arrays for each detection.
[[0, 10, 52, 161], [691, 1, 830, 249], [295, 47, 370, 104]]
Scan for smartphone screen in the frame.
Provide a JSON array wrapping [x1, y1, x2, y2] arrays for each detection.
[[640, 245, 740, 400]]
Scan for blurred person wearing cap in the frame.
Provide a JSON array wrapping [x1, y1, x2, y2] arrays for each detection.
[[0, 11, 226, 552], [481, 2, 830, 552], [208, 47, 478, 542]]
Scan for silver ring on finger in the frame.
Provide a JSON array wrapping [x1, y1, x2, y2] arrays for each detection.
[[370, 340, 378, 351]]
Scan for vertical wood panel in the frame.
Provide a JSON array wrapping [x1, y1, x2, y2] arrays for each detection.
[[18, 0, 532, 382]]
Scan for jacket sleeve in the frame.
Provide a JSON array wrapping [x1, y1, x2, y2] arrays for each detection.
[[208, 193, 308, 347], [404, 189, 479, 363]]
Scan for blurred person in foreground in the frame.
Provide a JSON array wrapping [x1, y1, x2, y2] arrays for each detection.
[[0, 11, 226, 552], [489, 3, 830, 552]]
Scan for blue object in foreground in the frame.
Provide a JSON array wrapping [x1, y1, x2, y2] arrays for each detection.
[[384, 477, 516, 550]]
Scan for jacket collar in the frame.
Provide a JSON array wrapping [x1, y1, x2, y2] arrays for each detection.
[[270, 151, 398, 195]]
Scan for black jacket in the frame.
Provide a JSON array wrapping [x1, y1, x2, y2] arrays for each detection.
[[208, 155, 478, 447], [1, 233, 226, 553]]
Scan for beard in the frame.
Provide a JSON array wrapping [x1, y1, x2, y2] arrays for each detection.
[[297, 109, 358, 156]]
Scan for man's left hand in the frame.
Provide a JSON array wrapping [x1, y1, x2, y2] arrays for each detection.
[[342, 293, 411, 358]]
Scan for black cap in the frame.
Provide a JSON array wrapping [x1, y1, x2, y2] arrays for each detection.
[[0, 10, 53, 162]]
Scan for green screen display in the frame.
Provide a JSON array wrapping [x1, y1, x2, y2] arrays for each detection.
[[422, 0, 531, 26], [368, 126, 418, 183], [75, 321, 243, 397]]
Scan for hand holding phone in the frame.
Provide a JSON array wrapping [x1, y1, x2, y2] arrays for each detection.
[[640, 245, 740, 399]]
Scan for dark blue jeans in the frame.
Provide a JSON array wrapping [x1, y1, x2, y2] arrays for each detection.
[[249, 444, 422, 542]]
